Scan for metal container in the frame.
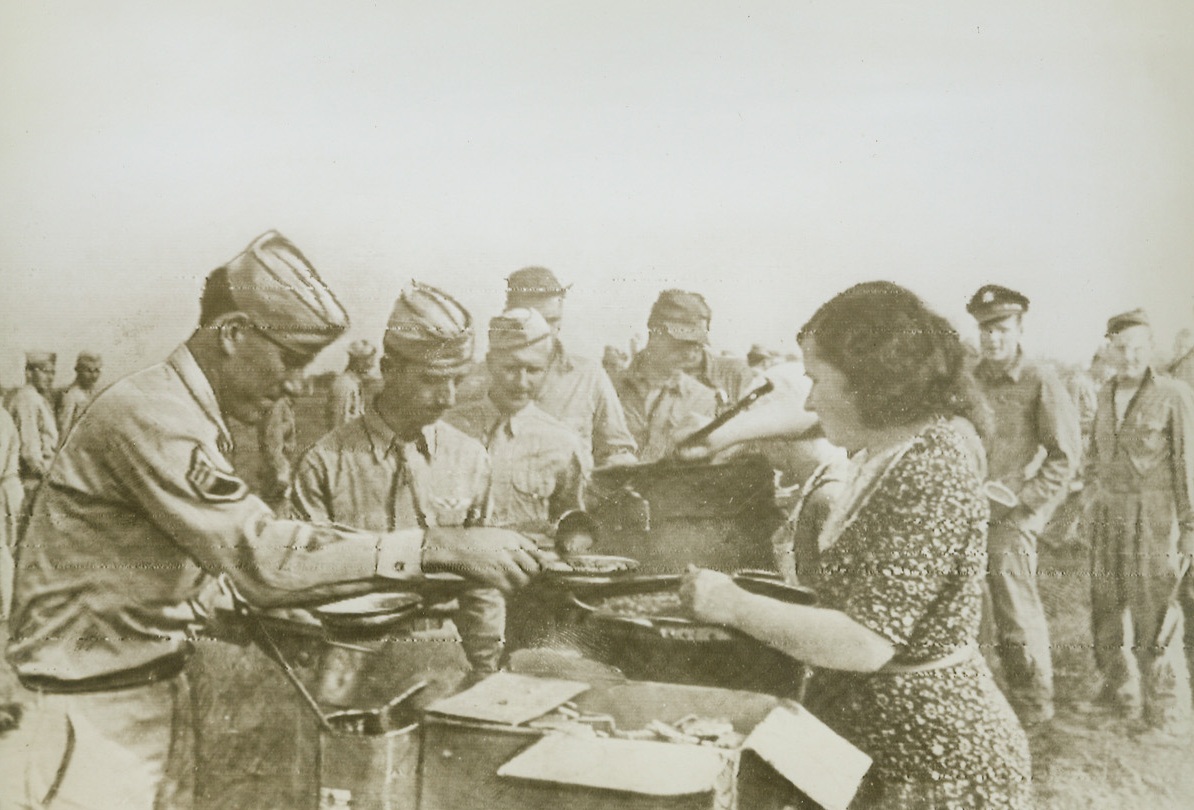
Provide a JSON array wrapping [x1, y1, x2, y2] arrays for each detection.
[[566, 573, 815, 700]]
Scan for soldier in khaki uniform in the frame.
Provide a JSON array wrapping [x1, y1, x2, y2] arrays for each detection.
[[0, 408, 22, 618], [326, 339, 376, 431], [614, 291, 719, 463], [446, 308, 589, 534], [968, 285, 1081, 729], [292, 282, 512, 676], [1, 233, 542, 810], [505, 267, 637, 466], [5, 352, 59, 501], [1088, 309, 1194, 733], [56, 351, 103, 439], [256, 377, 301, 507]]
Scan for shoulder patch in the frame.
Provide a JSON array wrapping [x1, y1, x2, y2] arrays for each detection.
[[186, 445, 249, 502]]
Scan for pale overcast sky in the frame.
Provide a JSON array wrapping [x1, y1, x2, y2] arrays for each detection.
[[2, 1, 1192, 385]]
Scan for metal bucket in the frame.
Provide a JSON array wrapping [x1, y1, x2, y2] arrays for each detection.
[[318, 684, 426, 810]]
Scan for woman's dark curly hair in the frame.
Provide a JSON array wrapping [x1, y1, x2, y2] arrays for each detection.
[[797, 281, 990, 437]]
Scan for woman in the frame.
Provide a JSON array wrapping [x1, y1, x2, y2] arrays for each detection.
[[682, 281, 1031, 808]]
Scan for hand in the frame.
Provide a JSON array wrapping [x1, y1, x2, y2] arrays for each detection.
[[679, 566, 742, 626], [421, 527, 548, 593], [674, 439, 713, 463]]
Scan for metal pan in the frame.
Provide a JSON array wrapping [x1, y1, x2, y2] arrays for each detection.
[[313, 592, 426, 633]]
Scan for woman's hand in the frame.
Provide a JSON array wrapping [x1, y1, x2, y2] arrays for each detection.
[[680, 566, 743, 626]]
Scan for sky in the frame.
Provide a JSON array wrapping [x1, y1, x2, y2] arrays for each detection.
[[2, 1, 1192, 387]]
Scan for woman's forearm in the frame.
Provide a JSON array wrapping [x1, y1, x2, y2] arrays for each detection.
[[727, 589, 894, 672]]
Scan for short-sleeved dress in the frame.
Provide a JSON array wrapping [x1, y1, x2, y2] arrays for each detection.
[[801, 421, 1032, 809]]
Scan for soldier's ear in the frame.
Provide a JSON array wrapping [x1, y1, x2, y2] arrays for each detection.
[[213, 313, 253, 356]]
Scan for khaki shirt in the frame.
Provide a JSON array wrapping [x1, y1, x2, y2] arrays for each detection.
[[6, 385, 58, 480], [694, 348, 760, 411], [291, 411, 490, 532], [974, 352, 1080, 529], [1171, 349, 1194, 396], [258, 394, 297, 495], [1089, 370, 1194, 551], [614, 356, 718, 463], [446, 399, 588, 531], [327, 371, 366, 431], [536, 341, 637, 465], [0, 407, 22, 546], [7, 346, 423, 682], [57, 383, 97, 441]]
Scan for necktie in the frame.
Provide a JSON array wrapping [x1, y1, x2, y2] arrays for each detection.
[[390, 441, 424, 530]]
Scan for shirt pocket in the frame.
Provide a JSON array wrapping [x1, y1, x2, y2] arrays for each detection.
[[1126, 415, 1167, 474], [511, 466, 555, 502]]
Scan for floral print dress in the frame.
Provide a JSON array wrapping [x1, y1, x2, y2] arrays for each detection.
[[801, 421, 1032, 809]]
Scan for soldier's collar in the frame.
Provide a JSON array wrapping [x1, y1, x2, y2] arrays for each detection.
[[978, 349, 1025, 383], [362, 410, 435, 462], [168, 345, 234, 455]]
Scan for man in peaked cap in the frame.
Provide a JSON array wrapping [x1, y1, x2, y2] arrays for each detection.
[[294, 282, 549, 685], [504, 266, 638, 466], [968, 283, 1081, 730], [5, 236, 541, 809], [613, 290, 720, 462], [56, 351, 103, 439], [326, 338, 377, 431], [1087, 308, 1194, 734], [5, 351, 58, 501]]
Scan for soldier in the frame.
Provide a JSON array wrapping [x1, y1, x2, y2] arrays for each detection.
[[5, 352, 59, 501], [666, 290, 758, 408], [1171, 328, 1194, 394], [968, 284, 1081, 729], [326, 339, 376, 431], [257, 377, 302, 507], [291, 282, 512, 676], [56, 351, 103, 439], [614, 290, 719, 463], [0, 408, 21, 619], [446, 308, 589, 534], [1088, 309, 1194, 734], [505, 267, 637, 466], [3, 233, 541, 809]]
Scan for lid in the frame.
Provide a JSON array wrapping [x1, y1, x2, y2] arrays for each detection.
[[425, 672, 590, 725], [497, 734, 732, 796]]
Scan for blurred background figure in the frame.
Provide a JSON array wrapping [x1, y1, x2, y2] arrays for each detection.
[[56, 351, 103, 440], [326, 339, 376, 432], [601, 345, 628, 377], [505, 266, 637, 466], [0, 407, 22, 618], [257, 377, 302, 508], [1169, 327, 1194, 395], [5, 351, 58, 503], [746, 342, 779, 371]]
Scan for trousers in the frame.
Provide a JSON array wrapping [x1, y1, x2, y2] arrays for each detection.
[[985, 519, 1054, 723], [0, 675, 194, 810]]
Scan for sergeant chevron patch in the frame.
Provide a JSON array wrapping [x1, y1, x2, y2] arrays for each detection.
[[186, 445, 249, 502]]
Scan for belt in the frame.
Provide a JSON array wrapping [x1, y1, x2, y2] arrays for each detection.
[[20, 649, 190, 694], [880, 644, 977, 675]]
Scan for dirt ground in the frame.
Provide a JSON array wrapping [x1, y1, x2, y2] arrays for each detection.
[[2, 394, 1193, 807]]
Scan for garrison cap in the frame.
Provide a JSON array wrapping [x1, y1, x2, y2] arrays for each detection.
[[648, 289, 711, 343], [1105, 307, 1150, 337], [25, 351, 56, 368], [506, 266, 570, 298], [223, 230, 349, 353], [747, 343, 775, 363], [384, 281, 474, 372], [966, 285, 1030, 325], [347, 340, 377, 360], [488, 308, 553, 354], [75, 352, 102, 367]]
